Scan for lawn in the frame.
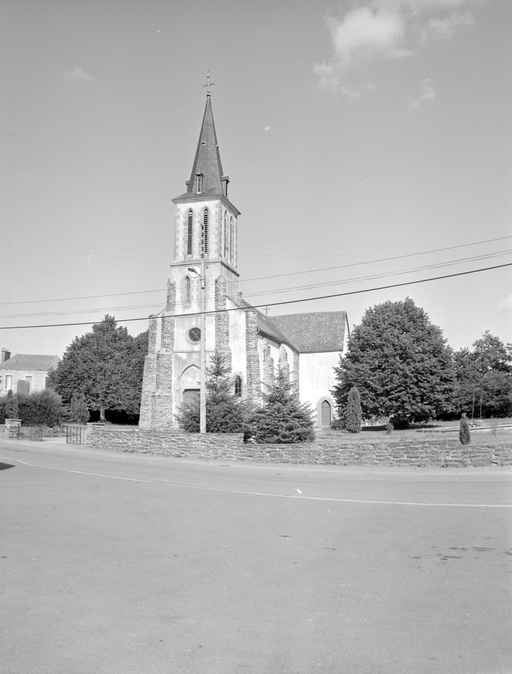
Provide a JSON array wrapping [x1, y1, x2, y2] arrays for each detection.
[[323, 418, 512, 445]]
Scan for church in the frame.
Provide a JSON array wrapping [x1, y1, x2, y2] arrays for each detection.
[[139, 87, 349, 430]]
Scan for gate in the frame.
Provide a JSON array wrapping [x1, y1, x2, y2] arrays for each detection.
[[65, 424, 87, 444]]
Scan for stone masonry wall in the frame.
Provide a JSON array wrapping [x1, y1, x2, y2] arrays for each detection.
[[85, 425, 512, 466]]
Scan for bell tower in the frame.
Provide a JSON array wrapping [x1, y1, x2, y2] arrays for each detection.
[[139, 81, 241, 428]]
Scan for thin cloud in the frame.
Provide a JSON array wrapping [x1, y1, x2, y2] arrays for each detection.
[[420, 11, 474, 43], [64, 66, 96, 82], [498, 294, 512, 311], [315, 0, 479, 94], [409, 78, 436, 111]]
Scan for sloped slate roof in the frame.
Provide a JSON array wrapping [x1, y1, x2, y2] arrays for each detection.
[[268, 312, 348, 353], [0, 354, 60, 371], [234, 298, 296, 350]]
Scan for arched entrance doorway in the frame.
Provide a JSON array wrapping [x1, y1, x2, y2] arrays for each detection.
[[321, 400, 332, 428], [180, 365, 200, 406]]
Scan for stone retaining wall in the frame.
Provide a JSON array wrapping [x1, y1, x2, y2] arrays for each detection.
[[85, 425, 512, 467]]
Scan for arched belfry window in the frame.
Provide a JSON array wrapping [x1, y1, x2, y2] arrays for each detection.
[[230, 217, 235, 264], [223, 212, 228, 259], [187, 210, 193, 256], [234, 376, 242, 397], [195, 173, 203, 194], [202, 208, 209, 256]]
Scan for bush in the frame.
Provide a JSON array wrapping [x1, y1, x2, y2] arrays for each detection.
[[17, 389, 64, 427]]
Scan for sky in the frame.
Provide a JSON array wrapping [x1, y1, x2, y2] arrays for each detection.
[[1, 0, 511, 359]]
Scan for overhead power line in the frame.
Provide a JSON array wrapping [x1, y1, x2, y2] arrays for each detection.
[[1, 261, 510, 331], [0, 235, 509, 307]]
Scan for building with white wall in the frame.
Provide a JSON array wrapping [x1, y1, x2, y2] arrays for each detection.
[[0, 353, 59, 396], [140, 89, 349, 429]]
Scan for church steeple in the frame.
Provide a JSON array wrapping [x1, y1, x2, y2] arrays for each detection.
[[171, 81, 240, 273], [179, 86, 229, 199]]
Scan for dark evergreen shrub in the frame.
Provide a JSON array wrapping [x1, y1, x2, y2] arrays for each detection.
[[177, 352, 247, 434], [17, 390, 64, 427], [70, 391, 90, 424], [5, 390, 18, 419], [459, 413, 471, 445], [248, 366, 314, 444], [345, 387, 362, 433]]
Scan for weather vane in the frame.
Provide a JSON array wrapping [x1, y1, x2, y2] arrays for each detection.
[[203, 71, 215, 96]]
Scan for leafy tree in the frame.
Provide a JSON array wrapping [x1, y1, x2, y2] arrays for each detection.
[[332, 298, 455, 427], [69, 391, 90, 424], [459, 413, 471, 445], [17, 390, 64, 427], [454, 332, 512, 418], [248, 366, 314, 444], [49, 315, 147, 422], [177, 352, 246, 433], [345, 386, 362, 433]]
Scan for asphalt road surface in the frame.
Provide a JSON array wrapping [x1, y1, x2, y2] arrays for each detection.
[[1, 438, 511, 674]]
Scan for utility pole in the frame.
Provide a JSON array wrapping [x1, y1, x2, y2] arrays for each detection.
[[199, 253, 207, 434]]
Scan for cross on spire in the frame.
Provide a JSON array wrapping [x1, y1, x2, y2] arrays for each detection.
[[203, 72, 215, 97]]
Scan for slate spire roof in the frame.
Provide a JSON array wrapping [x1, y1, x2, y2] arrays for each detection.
[[174, 92, 230, 201]]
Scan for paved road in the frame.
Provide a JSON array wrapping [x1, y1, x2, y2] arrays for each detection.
[[1, 438, 511, 674]]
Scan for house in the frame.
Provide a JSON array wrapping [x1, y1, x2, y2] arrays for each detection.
[[0, 352, 60, 396], [139, 88, 349, 430]]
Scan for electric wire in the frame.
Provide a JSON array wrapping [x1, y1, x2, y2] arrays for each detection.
[[0, 235, 509, 307], [1, 261, 510, 331]]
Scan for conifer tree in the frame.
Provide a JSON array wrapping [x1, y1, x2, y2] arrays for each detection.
[[249, 366, 314, 444], [177, 352, 246, 433], [5, 390, 19, 419], [345, 386, 362, 433], [459, 413, 471, 445], [70, 391, 90, 424]]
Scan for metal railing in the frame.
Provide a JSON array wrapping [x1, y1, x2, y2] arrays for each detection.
[[65, 424, 88, 444]]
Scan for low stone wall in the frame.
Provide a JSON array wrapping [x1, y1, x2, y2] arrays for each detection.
[[85, 425, 512, 467], [0, 419, 21, 439]]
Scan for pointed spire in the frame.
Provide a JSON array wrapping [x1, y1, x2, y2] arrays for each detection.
[[184, 91, 228, 198]]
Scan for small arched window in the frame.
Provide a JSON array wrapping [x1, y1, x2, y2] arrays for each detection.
[[184, 276, 191, 306], [187, 210, 193, 255], [234, 376, 242, 397], [202, 208, 209, 255], [195, 173, 203, 194]]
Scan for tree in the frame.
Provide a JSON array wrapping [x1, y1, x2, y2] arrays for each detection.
[[345, 386, 362, 433], [459, 413, 471, 445], [454, 332, 512, 418], [69, 391, 89, 424], [332, 298, 455, 427], [49, 315, 147, 422], [248, 366, 314, 444], [177, 351, 247, 433]]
